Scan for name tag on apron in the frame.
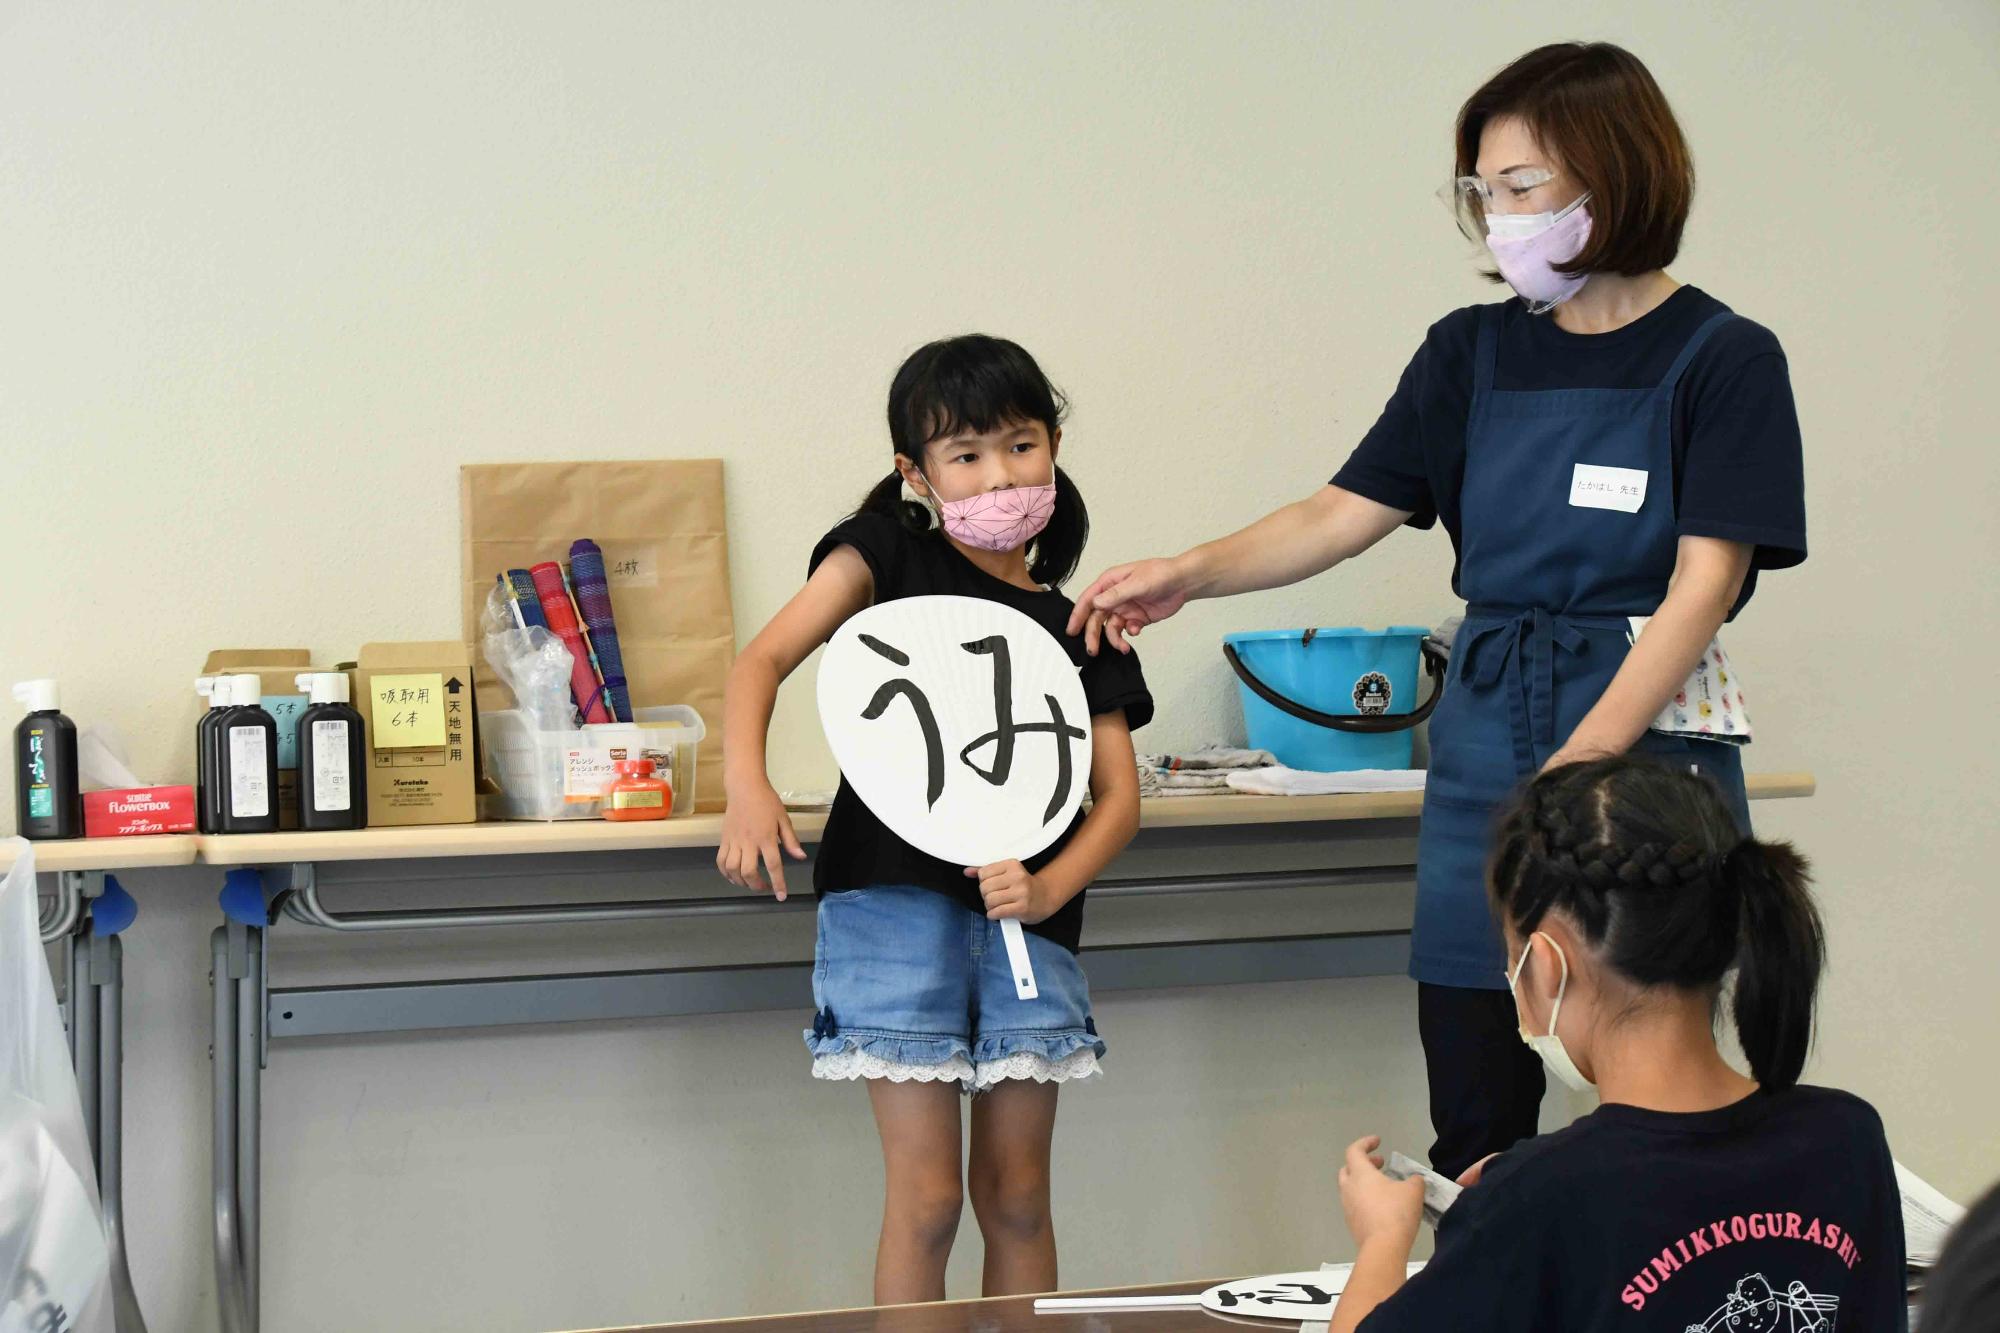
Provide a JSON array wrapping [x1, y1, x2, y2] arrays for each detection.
[[1570, 464, 1648, 513], [1629, 617, 1753, 745]]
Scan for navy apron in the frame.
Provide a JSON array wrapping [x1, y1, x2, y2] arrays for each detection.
[[1412, 305, 1754, 990]]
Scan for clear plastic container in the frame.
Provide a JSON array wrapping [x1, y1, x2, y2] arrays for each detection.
[[479, 704, 705, 821]]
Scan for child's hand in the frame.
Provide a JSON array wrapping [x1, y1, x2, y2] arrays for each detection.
[[717, 783, 807, 900], [1338, 1135, 1424, 1253], [967, 860, 1060, 924]]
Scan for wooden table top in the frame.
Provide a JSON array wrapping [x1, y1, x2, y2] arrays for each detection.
[[4, 772, 1815, 871], [570, 1280, 1241, 1333]]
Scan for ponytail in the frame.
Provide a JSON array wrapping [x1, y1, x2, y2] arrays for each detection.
[[1028, 465, 1089, 587], [856, 469, 934, 533], [1490, 755, 1827, 1088], [1725, 839, 1823, 1088]]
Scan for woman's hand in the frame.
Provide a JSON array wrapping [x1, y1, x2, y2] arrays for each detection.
[[717, 783, 807, 899], [1541, 740, 1618, 773], [968, 860, 1062, 924], [1455, 1152, 1499, 1188], [1338, 1135, 1425, 1253], [1065, 557, 1194, 656]]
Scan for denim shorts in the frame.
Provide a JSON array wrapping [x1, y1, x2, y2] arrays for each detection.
[[805, 885, 1105, 1094]]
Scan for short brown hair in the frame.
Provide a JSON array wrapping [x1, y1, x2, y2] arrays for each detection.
[[1454, 43, 1695, 278]]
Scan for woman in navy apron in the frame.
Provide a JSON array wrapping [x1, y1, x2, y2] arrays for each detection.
[[1066, 43, 1806, 1176]]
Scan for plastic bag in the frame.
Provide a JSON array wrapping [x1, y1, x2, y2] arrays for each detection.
[[479, 581, 578, 732], [0, 840, 111, 1333]]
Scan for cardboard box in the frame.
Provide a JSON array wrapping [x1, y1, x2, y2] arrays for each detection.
[[202, 648, 327, 830], [85, 786, 197, 838], [346, 642, 478, 826]]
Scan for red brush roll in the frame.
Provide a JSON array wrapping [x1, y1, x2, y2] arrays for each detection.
[[529, 561, 611, 723]]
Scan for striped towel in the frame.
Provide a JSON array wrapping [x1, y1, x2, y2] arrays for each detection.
[[567, 539, 632, 722], [1136, 747, 1277, 797]]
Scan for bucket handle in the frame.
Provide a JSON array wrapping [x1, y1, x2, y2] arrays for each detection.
[[1222, 634, 1450, 735]]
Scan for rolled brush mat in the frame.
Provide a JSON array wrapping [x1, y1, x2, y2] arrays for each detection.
[[529, 560, 611, 723], [567, 539, 632, 722]]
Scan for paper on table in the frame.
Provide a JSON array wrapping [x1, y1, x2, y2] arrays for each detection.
[[1301, 1261, 1347, 1333], [1226, 767, 1427, 797], [1896, 1160, 1965, 1268]]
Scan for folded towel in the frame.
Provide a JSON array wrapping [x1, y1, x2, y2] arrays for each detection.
[[1154, 770, 1235, 793], [1226, 767, 1427, 797], [1139, 747, 1277, 773]]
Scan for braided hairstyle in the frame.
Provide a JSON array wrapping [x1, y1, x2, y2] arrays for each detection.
[[1488, 755, 1825, 1088]]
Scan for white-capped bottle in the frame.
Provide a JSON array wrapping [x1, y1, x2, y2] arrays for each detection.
[[216, 675, 279, 835], [195, 675, 230, 834], [294, 672, 367, 831]]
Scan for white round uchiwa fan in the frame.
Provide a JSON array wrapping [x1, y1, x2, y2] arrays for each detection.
[[817, 595, 1094, 999], [1032, 1265, 1427, 1321], [817, 595, 1092, 868]]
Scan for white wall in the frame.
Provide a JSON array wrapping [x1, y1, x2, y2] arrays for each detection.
[[3, 2, 1996, 1329]]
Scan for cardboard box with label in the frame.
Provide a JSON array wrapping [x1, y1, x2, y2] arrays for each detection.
[[345, 642, 478, 826], [202, 648, 325, 830]]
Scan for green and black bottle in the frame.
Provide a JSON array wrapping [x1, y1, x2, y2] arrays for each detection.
[[12, 679, 81, 840]]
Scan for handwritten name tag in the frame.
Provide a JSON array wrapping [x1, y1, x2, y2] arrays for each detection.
[[1570, 464, 1648, 513]]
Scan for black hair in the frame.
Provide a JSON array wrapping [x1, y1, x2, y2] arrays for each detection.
[[855, 333, 1089, 587], [1487, 755, 1825, 1088]]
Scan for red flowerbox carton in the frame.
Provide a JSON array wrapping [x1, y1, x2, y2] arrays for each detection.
[[84, 785, 197, 838]]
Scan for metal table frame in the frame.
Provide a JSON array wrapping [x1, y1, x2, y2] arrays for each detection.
[[41, 869, 150, 1333], [205, 821, 1421, 1333]]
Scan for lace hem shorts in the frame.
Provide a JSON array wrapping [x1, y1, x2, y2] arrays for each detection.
[[805, 885, 1105, 1095]]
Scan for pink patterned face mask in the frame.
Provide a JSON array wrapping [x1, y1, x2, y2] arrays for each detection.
[[935, 483, 1057, 552]]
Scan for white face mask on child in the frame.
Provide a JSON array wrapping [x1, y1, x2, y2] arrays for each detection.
[[1507, 932, 1596, 1093]]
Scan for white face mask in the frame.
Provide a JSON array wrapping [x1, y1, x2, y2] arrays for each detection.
[[1507, 932, 1596, 1093], [1483, 193, 1594, 313]]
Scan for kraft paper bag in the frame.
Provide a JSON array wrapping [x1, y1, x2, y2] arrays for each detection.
[[461, 460, 736, 813]]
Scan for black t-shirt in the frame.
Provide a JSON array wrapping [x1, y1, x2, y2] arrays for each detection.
[[1361, 1086, 1908, 1333], [1332, 287, 1807, 616], [807, 511, 1154, 953]]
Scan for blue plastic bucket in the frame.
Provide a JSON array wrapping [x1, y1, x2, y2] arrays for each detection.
[[1222, 626, 1439, 772]]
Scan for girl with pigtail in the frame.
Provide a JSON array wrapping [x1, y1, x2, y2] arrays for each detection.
[[1328, 756, 1907, 1332]]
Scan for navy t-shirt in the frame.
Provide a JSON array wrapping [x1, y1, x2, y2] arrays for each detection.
[[807, 510, 1153, 953], [1332, 287, 1807, 616], [1361, 1086, 1908, 1333]]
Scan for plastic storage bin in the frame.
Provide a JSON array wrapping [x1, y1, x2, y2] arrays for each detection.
[[480, 704, 705, 820]]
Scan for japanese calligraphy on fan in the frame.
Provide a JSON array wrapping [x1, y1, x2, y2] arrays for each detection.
[[817, 595, 1094, 1001]]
